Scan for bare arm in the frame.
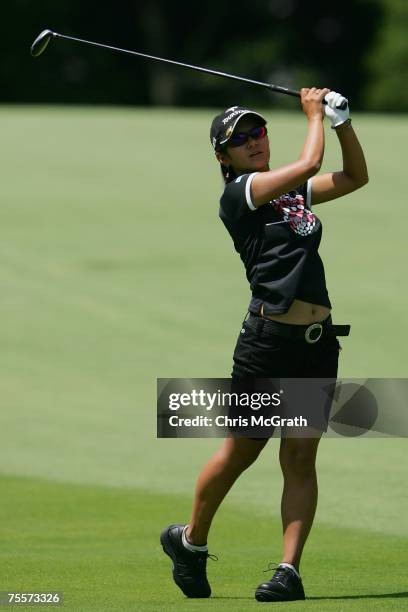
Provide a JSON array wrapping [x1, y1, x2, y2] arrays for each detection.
[[311, 122, 369, 205], [251, 87, 330, 208]]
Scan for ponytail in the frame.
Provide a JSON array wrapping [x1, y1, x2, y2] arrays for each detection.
[[220, 164, 238, 185]]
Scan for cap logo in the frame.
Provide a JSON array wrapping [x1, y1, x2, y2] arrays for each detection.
[[222, 108, 245, 125], [225, 125, 234, 138], [212, 136, 217, 149]]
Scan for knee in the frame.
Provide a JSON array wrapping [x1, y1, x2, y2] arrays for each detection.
[[279, 445, 317, 480], [222, 438, 267, 471]]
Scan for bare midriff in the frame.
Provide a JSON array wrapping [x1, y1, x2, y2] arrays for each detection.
[[260, 299, 331, 325]]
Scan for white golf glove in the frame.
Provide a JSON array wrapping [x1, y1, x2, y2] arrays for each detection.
[[324, 91, 349, 128]]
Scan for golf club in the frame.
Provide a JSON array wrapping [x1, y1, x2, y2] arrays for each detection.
[[30, 29, 348, 110]]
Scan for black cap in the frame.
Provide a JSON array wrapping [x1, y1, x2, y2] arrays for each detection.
[[210, 105, 267, 151]]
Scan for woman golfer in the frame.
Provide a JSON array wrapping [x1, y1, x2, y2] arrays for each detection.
[[161, 88, 368, 601]]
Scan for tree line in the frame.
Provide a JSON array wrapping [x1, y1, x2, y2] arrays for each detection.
[[3, 0, 407, 111]]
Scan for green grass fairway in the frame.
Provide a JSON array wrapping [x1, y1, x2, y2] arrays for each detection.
[[1, 475, 407, 611], [1, 106, 407, 610]]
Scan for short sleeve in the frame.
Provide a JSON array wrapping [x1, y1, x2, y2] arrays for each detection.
[[220, 172, 258, 222]]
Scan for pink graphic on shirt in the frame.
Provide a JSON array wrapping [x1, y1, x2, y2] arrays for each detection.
[[271, 193, 316, 236]]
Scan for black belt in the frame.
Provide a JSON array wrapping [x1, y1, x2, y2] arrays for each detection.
[[246, 313, 350, 344]]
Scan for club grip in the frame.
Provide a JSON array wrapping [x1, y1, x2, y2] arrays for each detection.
[[267, 85, 348, 110]]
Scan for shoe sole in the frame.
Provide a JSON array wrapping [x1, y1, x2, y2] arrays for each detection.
[[255, 588, 305, 602], [160, 526, 211, 599]]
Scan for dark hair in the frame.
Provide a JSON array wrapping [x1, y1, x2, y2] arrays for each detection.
[[220, 162, 238, 185]]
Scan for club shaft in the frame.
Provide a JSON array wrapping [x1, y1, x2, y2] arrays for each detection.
[[54, 32, 301, 99]]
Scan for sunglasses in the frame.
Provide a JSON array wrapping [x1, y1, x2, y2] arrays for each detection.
[[227, 125, 268, 148]]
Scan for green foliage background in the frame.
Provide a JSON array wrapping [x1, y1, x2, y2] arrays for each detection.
[[2, 0, 408, 111]]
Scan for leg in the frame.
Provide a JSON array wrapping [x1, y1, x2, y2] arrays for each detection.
[[186, 436, 268, 545], [279, 435, 322, 571]]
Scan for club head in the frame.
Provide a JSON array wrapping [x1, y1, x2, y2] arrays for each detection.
[[30, 29, 55, 57]]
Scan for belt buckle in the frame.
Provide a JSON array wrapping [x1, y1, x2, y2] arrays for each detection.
[[305, 323, 323, 344]]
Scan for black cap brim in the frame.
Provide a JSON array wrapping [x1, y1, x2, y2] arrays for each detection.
[[218, 110, 267, 147]]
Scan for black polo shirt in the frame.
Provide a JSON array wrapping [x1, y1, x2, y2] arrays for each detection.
[[219, 172, 331, 315]]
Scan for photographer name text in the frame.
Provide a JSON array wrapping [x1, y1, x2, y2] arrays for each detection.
[[168, 415, 308, 428]]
